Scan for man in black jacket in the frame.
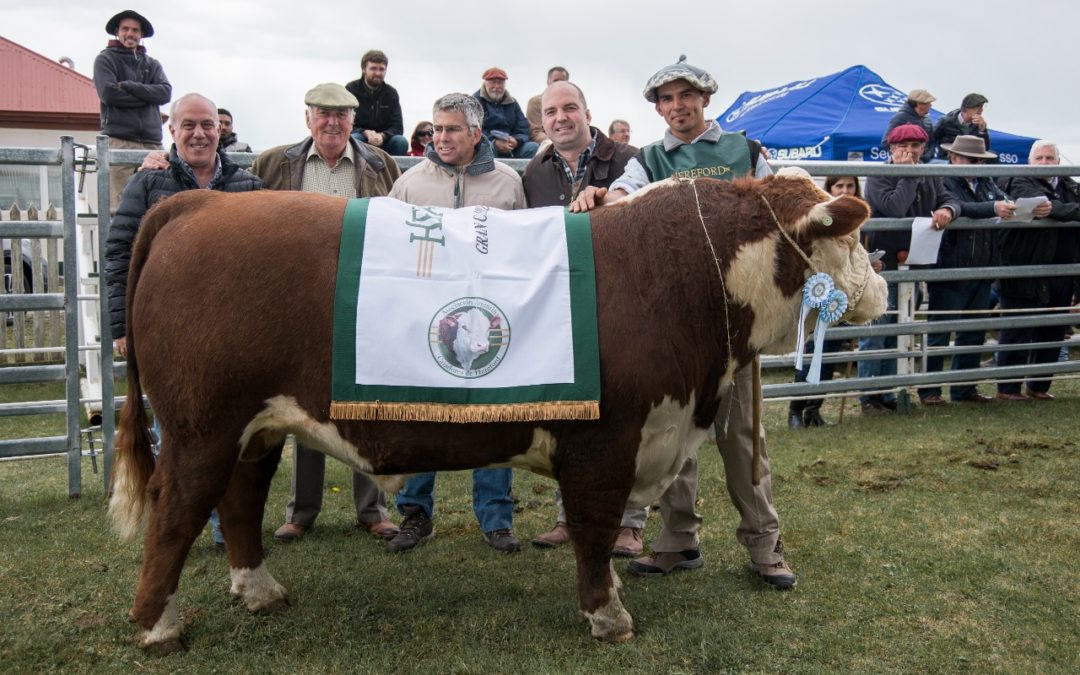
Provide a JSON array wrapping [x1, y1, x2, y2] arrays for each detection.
[[996, 140, 1078, 400], [933, 93, 991, 161], [881, 89, 936, 163], [919, 136, 1018, 405], [93, 10, 172, 213], [345, 50, 408, 156]]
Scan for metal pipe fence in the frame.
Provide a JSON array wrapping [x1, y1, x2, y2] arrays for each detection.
[[2, 137, 1078, 494]]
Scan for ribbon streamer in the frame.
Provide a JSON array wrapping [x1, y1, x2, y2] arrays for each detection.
[[807, 288, 848, 384]]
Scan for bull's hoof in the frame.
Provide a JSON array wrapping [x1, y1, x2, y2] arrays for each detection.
[[139, 634, 186, 656], [585, 602, 634, 642], [602, 629, 634, 643], [249, 594, 290, 614], [229, 562, 289, 613]]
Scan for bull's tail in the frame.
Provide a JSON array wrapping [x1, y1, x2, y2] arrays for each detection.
[[107, 193, 202, 541]]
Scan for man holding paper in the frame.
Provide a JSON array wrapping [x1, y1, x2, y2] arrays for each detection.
[[859, 124, 959, 414], [919, 136, 1018, 405], [995, 140, 1078, 400]]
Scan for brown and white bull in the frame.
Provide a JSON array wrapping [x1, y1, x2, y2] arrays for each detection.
[[109, 169, 886, 653]]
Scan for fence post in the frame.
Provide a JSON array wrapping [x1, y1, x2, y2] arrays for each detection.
[[61, 136, 82, 497], [97, 134, 116, 490], [895, 268, 916, 414]]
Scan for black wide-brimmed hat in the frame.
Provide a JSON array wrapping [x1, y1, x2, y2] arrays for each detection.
[[106, 10, 154, 38]]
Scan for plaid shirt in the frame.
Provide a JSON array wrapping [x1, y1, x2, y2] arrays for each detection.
[[553, 130, 597, 197]]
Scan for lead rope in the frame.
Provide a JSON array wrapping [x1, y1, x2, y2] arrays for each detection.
[[688, 179, 761, 483]]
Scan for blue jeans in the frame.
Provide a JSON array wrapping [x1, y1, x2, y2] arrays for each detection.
[[493, 141, 539, 159], [858, 283, 899, 405], [996, 288, 1072, 395], [351, 131, 409, 156], [919, 279, 991, 401], [396, 468, 514, 533]]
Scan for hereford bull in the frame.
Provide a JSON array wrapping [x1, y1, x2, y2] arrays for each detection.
[[109, 169, 887, 653]]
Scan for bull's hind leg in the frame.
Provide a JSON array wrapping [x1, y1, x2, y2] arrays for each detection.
[[560, 457, 635, 642], [130, 431, 244, 653], [218, 443, 290, 612]]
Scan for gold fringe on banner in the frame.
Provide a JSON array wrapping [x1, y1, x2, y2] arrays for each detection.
[[330, 400, 600, 423]]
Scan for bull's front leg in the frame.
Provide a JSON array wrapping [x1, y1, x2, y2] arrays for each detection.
[[559, 450, 635, 642]]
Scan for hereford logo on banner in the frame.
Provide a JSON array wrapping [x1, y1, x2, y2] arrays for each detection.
[[330, 197, 600, 423]]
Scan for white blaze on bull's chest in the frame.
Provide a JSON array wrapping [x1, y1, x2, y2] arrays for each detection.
[[628, 395, 710, 508], [724, 234, 803, 353]]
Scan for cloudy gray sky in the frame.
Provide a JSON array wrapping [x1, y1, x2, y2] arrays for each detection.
[[4, 0, 1079, 161]]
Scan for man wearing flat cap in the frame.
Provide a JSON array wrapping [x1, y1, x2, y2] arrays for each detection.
[[570, 57, 795, 591], [93, 9, 172, 214], [473, 67, 539, 159], [859, 124, 961, 413], [933, 93, 992, 161], [881, 88, 937, 163], [251, 83, 401, 544]]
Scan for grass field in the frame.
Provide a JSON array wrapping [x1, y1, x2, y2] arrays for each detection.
[[1, 379, 1078, 673]]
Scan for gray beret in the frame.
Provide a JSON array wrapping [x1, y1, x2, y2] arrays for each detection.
[[304, 83, 358, 109], [643, 55, 718, 103]]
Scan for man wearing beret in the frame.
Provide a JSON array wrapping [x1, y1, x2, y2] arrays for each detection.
[[881, 89, 937, 163], [251, 83, 401, 544], [93, 9, 172, 214], [859, 124, 960, 413], [569, 57, 795, 590], [933, 93, 992, 161], [473, 67, 539, 159]]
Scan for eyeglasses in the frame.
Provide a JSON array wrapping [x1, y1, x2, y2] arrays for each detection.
[[418, 130, 434, 137]]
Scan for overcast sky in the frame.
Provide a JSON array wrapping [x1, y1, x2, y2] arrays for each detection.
[[4, 0, 1079, 161]]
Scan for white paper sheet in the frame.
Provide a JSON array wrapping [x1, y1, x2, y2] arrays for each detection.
[[905, 216, 944, 265], [1002, 196, 1050, 224]]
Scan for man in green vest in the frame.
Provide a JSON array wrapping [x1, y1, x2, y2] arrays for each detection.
[[570, 56, 795, 589]]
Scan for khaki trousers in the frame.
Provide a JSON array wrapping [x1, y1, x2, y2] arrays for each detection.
[[107, 138, 162, 215], [651, 363, 783, 564], [284, 443, 389, 527]]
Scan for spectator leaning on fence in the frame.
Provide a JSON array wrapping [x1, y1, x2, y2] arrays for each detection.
[[93, 9, 172, 215], [994, 140, 1079, 401], [249, 83, 401, 544], [918, 135, 1018, 406], [881, 89, 936, 163], [860, 123, 960, 415], [932, 93, 991, 161]]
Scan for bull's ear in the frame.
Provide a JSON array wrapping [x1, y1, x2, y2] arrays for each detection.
[[806, 195, 869, 238]]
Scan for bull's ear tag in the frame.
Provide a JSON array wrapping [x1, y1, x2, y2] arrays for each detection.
[[821, 215, 833, 227]]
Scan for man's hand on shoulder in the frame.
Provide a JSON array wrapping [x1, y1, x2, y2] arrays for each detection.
[[138, 151, 169, 172]]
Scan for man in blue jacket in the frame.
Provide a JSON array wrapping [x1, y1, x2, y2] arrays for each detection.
[[473, 67, 539, 159], [93, 10, 171, 214]]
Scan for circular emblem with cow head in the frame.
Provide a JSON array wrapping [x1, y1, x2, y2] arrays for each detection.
[[430, 297, 510, 379]]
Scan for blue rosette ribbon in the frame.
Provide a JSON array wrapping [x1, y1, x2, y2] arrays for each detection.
[[794, 273, 835, 370], [807, 287, 848, 384]]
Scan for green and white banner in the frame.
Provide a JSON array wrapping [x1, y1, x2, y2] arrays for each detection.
[[331, 197, 599, 422]]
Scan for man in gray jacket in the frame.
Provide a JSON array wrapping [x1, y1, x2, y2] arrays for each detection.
[[93, 10, 171, 213]]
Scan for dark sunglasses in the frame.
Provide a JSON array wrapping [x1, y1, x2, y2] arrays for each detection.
[[418, 129, 434, 137]]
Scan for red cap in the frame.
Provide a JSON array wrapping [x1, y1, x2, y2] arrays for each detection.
[[886, 124, 928, 145], [482, 67, 508, 81]]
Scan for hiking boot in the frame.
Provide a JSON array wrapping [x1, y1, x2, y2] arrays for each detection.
[[611, 527, 644, 558], [273, 522, 308, 543], [787, 410, 806, 429], [749, 539, 797, 590], [628, 549, 704, 576], [803, 408, 829, 427], [387, 506, 434, 553], [483, 529, 521, 553], [531, 522, 571, 548]]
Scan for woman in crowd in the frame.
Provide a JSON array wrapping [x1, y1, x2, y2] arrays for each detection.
[[408, 121, 433, 157]]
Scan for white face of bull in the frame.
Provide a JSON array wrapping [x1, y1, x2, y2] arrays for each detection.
[[724, 168, 888, 355], [452, 307, 494, 372]]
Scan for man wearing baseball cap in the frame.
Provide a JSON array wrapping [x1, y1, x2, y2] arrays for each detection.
[[858, 124, 960, 413], [251, 83, 401, 544], [93, 9, 172, 214], [570, 57, 794, 590], [881, 88, 936, 163], [473, 67, 538, 159], [932, 93, 992, 160]]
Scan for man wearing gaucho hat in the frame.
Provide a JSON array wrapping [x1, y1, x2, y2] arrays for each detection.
[[570, 57, 795, 590], [918, 136, 1029, 406], [93, 10, 172, 214]]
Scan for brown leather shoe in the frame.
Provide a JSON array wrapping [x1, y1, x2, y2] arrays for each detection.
[[995, 392, 1030, 402], [361, 518, 400, 540], [274, 522, 308, 543], [920, 394, 947, 406], [628, 549, 704, 576], [531, 522, 570, 548], [956, 392, 993, 403], [611, 527, 643, 558], [1025, 388, 1055, 401]]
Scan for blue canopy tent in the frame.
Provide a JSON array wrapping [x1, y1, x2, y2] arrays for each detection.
[[716, 65, 1037, 164]]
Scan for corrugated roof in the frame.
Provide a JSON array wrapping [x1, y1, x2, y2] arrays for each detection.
[[0, 34, 99, 130]]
